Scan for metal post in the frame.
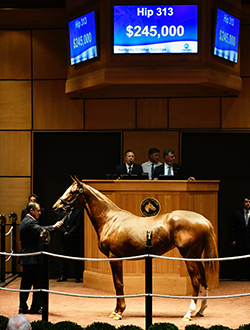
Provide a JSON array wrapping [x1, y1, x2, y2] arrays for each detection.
[[145, 231, 153, 330], [10, 212, 17, 275], [41, 229, 50, 321], [0, 215, 6, 283]]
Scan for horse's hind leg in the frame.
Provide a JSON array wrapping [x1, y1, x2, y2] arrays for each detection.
[[196, 287, 208, 317], [109, 259, 126, 320], [182, 260, 205, 321]]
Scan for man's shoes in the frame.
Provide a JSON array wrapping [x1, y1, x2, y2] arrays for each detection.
[[75, 279, 83, 283], [19, 308, 29, 314], [57, 276, 67, 282], [29, 308, 42, 315]]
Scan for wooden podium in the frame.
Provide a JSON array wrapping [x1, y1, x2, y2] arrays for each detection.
[[83, 180, 219, 295]]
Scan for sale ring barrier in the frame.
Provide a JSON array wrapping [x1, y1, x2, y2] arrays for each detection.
[[1, 248, 250, 328], [0, 212, 18, 282]]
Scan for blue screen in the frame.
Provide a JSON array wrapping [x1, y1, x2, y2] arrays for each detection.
[[68, 11, 97, 65], [114, 5, 198, 54], [214, 8, 240, 63]]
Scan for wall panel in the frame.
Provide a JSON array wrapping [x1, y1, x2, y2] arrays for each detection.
[[221, 78, 250, 128], [137, 98, 168, 129], [123, 131, 180, 165], [169, 98, 220, 129], [85, 99, 136, 129], [240, 26, 250, 77], [0, 81, 31, 129], [32, 29, 68, 79], [0, 178, 31, 221], [33, 80, 84, 130], [0, 30, 31, 79], [0, 131, 31, 176]]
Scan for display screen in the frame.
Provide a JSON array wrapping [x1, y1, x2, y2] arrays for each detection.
[[113, 5, 198, 54], [68, 10, 97, 65], [213, 8, 240, 63]]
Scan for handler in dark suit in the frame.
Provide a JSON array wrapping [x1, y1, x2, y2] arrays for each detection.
[[230, 196, 250, 280], [57, 207, 84, 283], [114, 149, 143, 179], [19, 202, 63, 314], [153, 148, 195, 181]]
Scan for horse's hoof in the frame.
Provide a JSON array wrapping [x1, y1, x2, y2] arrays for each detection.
[[109, 312, 122, 320], [113, 315, 122, 320], [182, 317, 191, 322], [195, 311, 204, 317]]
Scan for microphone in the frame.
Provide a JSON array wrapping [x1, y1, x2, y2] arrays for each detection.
[[129, 159, 133, 165]]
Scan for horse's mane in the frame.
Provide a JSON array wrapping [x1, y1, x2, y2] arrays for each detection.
[[84, 183, 122, 211]]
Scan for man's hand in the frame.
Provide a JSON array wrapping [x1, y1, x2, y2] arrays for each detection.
[[53, 220, 63, 230]]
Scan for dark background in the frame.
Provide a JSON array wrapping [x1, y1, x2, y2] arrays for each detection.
[[33, 132, 121, 278], [34, 131, 249, 279], [182, 132, 250, 279]]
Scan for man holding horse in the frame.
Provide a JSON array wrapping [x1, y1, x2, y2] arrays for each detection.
[[19, 202, 63, 314]]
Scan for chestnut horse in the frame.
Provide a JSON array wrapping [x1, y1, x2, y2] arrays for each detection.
[[52, 176, 219, 321]]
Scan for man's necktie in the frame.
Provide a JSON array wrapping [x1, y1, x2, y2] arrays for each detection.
[[151, 163, 154, 179], [129, 166, 132, 174], [167, 165, 172, 175], [246, 210, 249, 226]]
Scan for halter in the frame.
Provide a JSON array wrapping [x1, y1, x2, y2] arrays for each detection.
[[59, 183, 84, 212]]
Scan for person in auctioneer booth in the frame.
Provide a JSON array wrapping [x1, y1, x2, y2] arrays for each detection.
[[114, 149, 143, 179], [153, 148, 195, 181]]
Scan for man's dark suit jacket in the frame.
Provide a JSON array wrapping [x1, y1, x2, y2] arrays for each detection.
[[114, 163, 143, 178], [58, 207, 84, 239], [231, 208, 250, 252], [153, 163, 185, 180], [19, 214, 53, 266]]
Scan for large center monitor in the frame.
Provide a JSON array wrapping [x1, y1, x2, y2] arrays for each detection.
[[113, 5, 198, 54], [213, 8, 240, 64], [68, 10, 98, 65]]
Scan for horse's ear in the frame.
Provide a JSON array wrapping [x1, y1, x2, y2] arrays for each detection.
[[70, 175, 76, 182], [74, 175, 83, 186]]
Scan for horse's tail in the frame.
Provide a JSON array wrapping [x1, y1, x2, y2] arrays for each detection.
[[203, 222, 219, 290]]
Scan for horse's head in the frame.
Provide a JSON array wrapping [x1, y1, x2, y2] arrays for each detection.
[[52, 176, 84, 214]]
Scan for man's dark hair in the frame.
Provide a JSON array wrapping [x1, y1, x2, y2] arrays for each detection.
[[148, 148, 160, 156], [242, 196, 250, 203], [163, 148, 175, 158], [27, 202, 39, 213], [28, 193, 38, 201], [125, 149, 134, 156]]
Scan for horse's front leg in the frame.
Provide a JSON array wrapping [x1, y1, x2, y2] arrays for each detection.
[[109, 258, 126, 320]]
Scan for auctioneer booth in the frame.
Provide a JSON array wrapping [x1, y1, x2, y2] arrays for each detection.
[[82, 180, 219, 295]]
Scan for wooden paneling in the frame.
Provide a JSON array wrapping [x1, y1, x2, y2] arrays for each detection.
[[0, 81, 31, 130], [137, 98, 168, 129], [33, 80, 84, 130], [0, 178, 31, 222], [0, 132, 31, 176], [0, 30, 31, 79], [240, 26, 250, 77], [169, 98, 220, 129], [85, 99, 136, 129], [221, 78, 250, 128], [33, 29, 68, 79], [123, 131, 179, 165]]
